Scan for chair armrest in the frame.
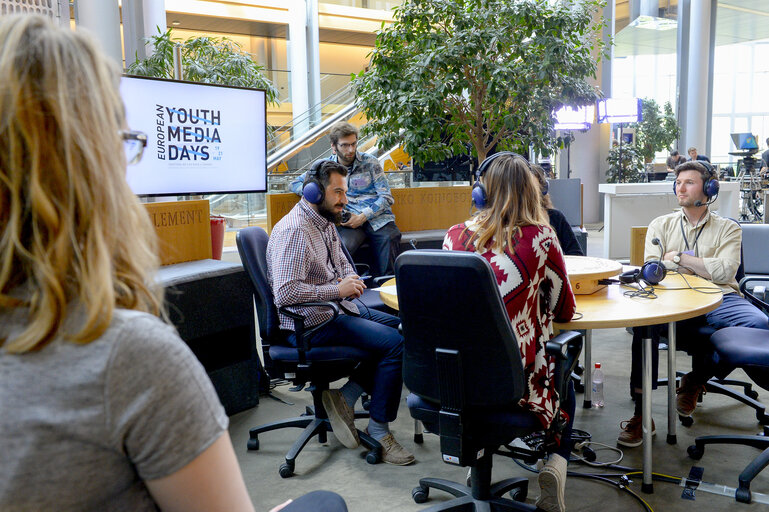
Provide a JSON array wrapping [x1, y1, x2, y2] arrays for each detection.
[[372, 274, 395, 287], [279, 301, 340, 364], [546, 331, 583, 400], [354, 263, 371, 279], [739, 276, 769, 313]]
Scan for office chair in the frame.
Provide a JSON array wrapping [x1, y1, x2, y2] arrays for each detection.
[[236, 227, 381, 478], [687, 326, 769, 503], [658, 221, 769, 427], [396, 250, 582, 511]]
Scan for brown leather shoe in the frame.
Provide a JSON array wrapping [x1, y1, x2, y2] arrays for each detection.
[[676, 373, 706, 417], [377, 432, 416, 466], [322, 389, 359, 449], [617, 415, 656, 448]]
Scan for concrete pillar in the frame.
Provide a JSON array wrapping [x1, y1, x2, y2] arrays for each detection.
[[122, 0, 167, 68], [306, 0, 321, 123], [74, 0, 122, 66], [683, 0, 717, 156], [288, 0, 310, 135]]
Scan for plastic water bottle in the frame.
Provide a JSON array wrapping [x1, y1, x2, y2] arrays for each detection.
[[592, 362, 605, 408]]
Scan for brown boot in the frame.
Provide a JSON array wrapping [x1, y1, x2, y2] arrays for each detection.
[[676, 373, 706, 417], [322, 389, 359, 449], [617, 415, 656, 448], [376, 432, 416, 466]]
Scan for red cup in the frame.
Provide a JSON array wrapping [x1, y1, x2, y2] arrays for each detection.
[[210, 216, 226, 260]]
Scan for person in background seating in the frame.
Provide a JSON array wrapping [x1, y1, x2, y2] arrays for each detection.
[[0, 15, 346, 512], [666, 150, 686, 171], [688, 146, 711, 163], [531, 164, 585, 256], [290, 122, 401, 277], [443, 152, 577, 512]]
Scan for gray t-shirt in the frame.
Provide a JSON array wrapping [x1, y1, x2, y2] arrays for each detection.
[[0, 308, 228, 511]]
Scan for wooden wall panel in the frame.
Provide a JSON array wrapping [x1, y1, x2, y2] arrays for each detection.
[[144, 200, 212, 265]]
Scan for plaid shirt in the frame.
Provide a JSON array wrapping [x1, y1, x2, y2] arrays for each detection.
[[289, 152, 396, 231], [267, 199, 357, 331]]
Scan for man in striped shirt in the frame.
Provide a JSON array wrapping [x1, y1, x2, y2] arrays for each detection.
[[267, 160, 414, 466]]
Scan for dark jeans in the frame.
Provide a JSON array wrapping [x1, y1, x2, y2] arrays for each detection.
[[554, 381, 576, 460], [282, 490, 347, 512], [338, 221, 402, 277], [630, 293, 769, 390], [288, 308, 403, 423]]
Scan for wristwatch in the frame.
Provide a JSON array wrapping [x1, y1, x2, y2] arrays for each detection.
[[672, 252, 682, 264]]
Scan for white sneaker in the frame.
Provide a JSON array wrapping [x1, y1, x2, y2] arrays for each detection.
[[536, 453, 567, 512]]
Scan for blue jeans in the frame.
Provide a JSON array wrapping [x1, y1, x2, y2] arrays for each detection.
[[288, 308, 403, 423], [338, 221, 402, 277], [630, 292, 769, 389]]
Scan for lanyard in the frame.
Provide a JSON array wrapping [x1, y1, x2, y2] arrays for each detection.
[[679, 212, 708, 257]]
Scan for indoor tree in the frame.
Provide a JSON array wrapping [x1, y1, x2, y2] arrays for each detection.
[[635, 98, 680, 164], [128, 28, 279, 104], [353, 0, 608, 165]]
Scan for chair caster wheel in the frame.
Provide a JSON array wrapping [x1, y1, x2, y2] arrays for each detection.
[[365, 449, 380, 464], [247, 437, 259, 451], [736, 486, 753, 503], [680, 415, 694, 427], [757, 411, 769, 424], [279, 462, 294, 478], [687, 445, 703, 460], [746, 389, 759, 400], [414, 433, 424, 444], [509, 486, 527, 502], [412, 486, 429, 504], [574, 382, 585, 394]]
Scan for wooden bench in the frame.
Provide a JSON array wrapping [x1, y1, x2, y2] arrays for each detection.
[[266, 186, 474, 253]]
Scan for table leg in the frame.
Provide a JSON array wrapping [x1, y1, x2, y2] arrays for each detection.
[[583, 329, 593, 409], [642, 326, 654, 494], [667, 321, 677, 445]]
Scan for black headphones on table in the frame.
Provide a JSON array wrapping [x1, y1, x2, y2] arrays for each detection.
[[618, 238, 667, 286], [302, 159, 330, 205], [672, 161, 720, 201], [472, 151, 544, 209]]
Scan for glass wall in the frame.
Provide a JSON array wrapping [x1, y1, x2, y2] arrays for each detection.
[[322, 0, 404, 9], [711, 38, 769, 165]]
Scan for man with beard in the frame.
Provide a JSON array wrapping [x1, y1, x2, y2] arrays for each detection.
[[267, 160, 415, 466], [290, 122, 401, 277], [617, 161, 769, 448]]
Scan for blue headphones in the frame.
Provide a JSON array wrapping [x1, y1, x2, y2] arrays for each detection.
[[619, 261, 667, 286], [673, 161, 719, 199], [302, 160, 328, 205], [472, 151, 542, 209]]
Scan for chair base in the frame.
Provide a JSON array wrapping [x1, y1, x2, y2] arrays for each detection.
[[657, 372, 769, 426], [412, 477, 534, 512], [688, 431, 769, 504], [247, 404, 382, 477]]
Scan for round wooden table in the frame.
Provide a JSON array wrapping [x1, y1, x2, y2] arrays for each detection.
[[563, 255, 623, 295]]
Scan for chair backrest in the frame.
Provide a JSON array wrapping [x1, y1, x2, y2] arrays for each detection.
[[395, 250, 526, 408], [740, 223, 769, 276], [236, 227, 282, 345]]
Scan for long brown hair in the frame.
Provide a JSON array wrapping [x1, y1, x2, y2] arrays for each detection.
[[0, 15, 164, 353], [467, 154, 549, 253]]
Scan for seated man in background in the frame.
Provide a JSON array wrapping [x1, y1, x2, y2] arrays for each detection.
[[269, 160, 414, 466], [531, 164, 584, 256], [617, 161, 769, 447], [687, 146, 711, 163], [290, 122, 401, 277], [666, 150, 686, 171]]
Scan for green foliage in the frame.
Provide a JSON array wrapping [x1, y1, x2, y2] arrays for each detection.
[[605, 143, 644, 183], [128, 28, 279, 105], [635, 98, 680, 163], [353, 0, 607, 165]]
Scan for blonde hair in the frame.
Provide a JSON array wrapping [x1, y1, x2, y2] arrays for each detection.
[[0, 15, 164, 353], [468, 154, 549, 253]]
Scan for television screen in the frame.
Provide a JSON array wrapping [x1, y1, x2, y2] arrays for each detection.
[[120, 75, 267, 196]]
